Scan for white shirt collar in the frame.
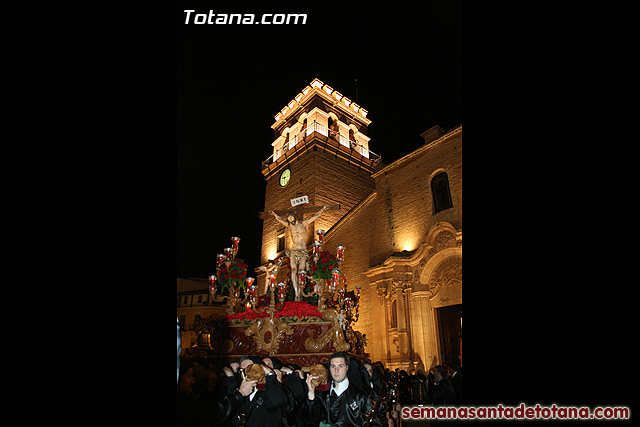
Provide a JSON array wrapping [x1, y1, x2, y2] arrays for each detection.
[[249, 387, 258, 401], [331, 377, 349, 396]]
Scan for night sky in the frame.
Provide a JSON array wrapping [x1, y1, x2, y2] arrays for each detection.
[[177, 0, 462, 279]]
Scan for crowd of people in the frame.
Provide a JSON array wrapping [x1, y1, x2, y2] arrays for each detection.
[[177, 349, 463, 427]]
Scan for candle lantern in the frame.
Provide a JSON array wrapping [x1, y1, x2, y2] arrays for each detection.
[[316, 229, 325, 242], [269, 273, 276, 291], [332, 269, 340, 288], [224, 247, 233, 261], [299, 270, 307, 286], [312, 241, 321, 255], [249, 285, 257, 304], [217, 254, 225, 266], [231, 236, 240, 253], [277, 282, 286, 300], [336, 245, 345, 261], [246, 277, 256, 298]]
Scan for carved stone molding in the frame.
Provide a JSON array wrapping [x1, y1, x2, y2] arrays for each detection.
[[426, 222, 459, 253], [376, 282, 387, 302], [428, 256, 462, 297]]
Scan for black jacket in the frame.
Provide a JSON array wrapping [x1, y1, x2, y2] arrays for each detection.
[[304, 383, 382, 427], [431, 377, 458, 406], [230, 375, 296, 427]]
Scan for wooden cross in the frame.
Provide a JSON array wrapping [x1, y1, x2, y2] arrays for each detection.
[[259, 203, 341, 220]]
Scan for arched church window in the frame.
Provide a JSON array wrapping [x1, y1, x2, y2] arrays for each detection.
[[431, 171, 453, 213]]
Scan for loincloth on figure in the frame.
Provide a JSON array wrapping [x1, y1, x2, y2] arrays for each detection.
[[285, 249, 310, 265]]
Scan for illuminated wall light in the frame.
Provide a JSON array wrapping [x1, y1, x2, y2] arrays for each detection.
[[401, 239, 417, 252]]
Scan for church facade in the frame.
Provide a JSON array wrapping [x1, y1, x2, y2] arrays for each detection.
[[258, 79, 462, 372]]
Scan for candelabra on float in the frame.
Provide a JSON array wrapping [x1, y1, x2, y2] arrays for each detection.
[[208, 236, 250, 314], [245, 257, 288, 318], [299, 230, 361, 325]]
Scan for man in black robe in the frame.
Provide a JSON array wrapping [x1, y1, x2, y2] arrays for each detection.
[[228, 356, 296, 427], [304, 352, 382, 427]]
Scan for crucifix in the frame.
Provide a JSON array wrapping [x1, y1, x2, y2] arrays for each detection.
[[258, 204, 340, 220], [259, 200, 340, 301]]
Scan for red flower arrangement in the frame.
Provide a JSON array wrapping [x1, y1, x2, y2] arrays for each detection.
[[225, 301, 323, 322], [217, 258, 248, 292], [309, 250, 340, 280]]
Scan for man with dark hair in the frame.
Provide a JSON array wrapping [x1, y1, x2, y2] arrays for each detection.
[[304, 351, 382, 426], [445, 361, 462, 403], [432, 365, 457, 406], [227, 356, 295, 426]]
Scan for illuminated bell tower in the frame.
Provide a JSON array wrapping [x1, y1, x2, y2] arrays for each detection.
[[259, 78, 381, 269]]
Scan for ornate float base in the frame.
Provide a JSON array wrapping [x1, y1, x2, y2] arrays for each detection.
[[190, 303, 367, 366]]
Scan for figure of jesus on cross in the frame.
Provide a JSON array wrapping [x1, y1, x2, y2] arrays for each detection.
[[261, 202, 338, 301]]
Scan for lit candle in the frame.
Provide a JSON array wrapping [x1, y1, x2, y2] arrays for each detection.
[[224, 247, 233, 261], [336, 245, 345, 261], [277, 282, 286, 299], [247, 277, 256, 297], [316, 229, 325, 242], [231, 236, 240, 252], [332, 269, 340, 288], [299, 270, 307, 286], [217, 254, 225, 266], [245, 301, 252, 311], [269, 273, 276, 290]]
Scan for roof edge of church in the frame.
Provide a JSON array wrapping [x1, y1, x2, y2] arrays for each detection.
[[371, 125, 462, 178], [323, 191, 378, 240]]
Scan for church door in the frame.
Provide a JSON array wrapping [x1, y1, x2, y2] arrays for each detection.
[[436, 304, 462, 367]]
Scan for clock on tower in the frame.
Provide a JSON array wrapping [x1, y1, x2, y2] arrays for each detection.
[[259, 78, 382, 267], [279, 168, 291, 187]]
